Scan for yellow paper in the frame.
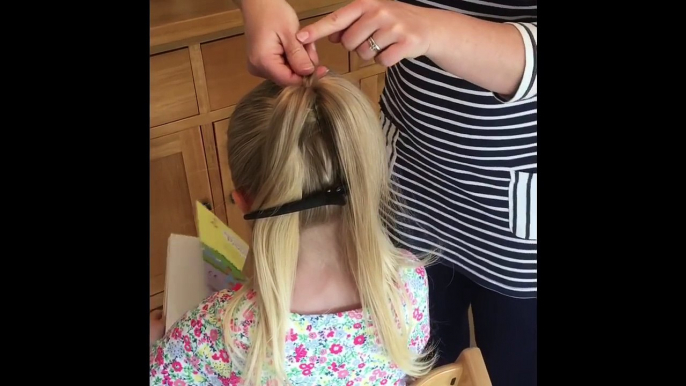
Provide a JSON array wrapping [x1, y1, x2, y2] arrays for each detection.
[[196, 202, 248, 273]]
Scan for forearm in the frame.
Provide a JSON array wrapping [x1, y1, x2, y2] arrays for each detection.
[[425, 9, 537, 100]]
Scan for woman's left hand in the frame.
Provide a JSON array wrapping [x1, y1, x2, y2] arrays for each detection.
[[296, 0, 434, 67]]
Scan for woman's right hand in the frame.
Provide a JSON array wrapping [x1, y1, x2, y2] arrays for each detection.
[[240, 0, 328, 86]]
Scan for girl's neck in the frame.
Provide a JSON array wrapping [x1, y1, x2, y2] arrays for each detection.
[[291, 220, 360, 314], [298, 220, 344, 268]]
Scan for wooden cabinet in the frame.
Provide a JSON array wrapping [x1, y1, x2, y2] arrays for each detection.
[[213, 119, 252, 244], [150, 128, 213, 308], [150, 292, 164, 311], [202, 35, 264, 111], [360, 73, 386, 115], [349, 52, 386, 114], [351, 51, 375, 71], [149, 0, 388, 310], [150, 49, 199, 127]]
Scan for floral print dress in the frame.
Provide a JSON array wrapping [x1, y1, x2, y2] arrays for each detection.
[[150, 264, 430, 386]]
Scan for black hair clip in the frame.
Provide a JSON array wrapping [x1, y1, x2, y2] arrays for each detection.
[[243, 186, 348, 220]]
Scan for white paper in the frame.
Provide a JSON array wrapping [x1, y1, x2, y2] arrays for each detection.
[[164, 234, 213, 332]]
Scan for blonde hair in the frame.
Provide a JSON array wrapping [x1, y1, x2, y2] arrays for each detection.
[[222, 75, 433, 384]]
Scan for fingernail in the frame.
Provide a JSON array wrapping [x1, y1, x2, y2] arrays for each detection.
[[296, 31, 309, 43]]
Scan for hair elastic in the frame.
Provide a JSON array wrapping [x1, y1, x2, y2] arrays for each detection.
[[243, 186, 348, 220]]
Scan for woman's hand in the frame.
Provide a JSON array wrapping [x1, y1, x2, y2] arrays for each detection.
[[239, 0, 328, 86], [150, 309, 165, 347], [295, 0, 434, 68], [296, 0, 530, 97]]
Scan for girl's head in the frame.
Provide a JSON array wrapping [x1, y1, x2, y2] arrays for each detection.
[[223, 75, 432, 383], [227, 75, 383, 227]]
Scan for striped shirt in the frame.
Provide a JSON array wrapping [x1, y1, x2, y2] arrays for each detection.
[[380, 0, 537, 298]]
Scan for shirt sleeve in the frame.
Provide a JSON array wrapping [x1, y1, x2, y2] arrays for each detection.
[[494, 22, 537, 103]]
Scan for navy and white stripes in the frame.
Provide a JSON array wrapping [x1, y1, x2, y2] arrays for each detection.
[[381, 0, 537, 298], [499, 22, 537, 102], [509, 171, 536, 240]]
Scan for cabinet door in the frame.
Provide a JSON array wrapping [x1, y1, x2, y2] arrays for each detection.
[[351, 52, 375, 71], [359, 73, 386, 115], [213, 119, 253, 244], [150, 127, 213, 306]]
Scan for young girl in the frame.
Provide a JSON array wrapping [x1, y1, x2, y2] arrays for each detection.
[[150, 75, 433, 385]]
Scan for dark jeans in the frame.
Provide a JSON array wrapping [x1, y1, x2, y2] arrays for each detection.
[[426, 262, 537, 386]]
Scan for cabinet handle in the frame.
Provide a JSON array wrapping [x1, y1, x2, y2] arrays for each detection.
[[201, 201, 212, 211], [228, 194, 235, 204]]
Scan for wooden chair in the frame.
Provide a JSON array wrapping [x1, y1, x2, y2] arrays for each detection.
[[412, 348, 492, 386]]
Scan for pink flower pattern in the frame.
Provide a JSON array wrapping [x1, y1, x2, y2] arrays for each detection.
[[150, 257, 429, 385]]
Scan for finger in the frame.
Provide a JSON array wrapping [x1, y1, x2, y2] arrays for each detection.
[[248, 57, 302, 86], [315, 66, 330, 79], [150, 309, 163, 320], [355, 28, 396, 62], [259, 51, 305, 86], [374, 43, 406, 68], [304, 42, 320, 66], [282, 35, 316, 76], [262, 62, 304, 86], [339, 12, 381, 52], [329, 31, 343, 44], [296, 0, 367, 44]]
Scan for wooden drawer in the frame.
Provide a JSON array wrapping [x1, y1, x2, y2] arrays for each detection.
[[150, 292, 164, 311], [201, 35, 263, 111], [202, 14, 350, 111], [150, 48, 199, 127]]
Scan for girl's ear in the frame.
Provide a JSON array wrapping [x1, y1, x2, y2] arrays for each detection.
[[231, 189, 253, 214]]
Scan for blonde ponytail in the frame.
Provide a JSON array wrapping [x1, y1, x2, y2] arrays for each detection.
[[222, 75, 433, 385]]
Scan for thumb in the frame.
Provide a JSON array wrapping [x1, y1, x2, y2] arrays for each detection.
[[282, 34, 315, 76], [150, 309, 163, 320]]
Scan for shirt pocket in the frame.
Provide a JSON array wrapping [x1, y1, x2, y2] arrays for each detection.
[[508, 170, 537, 240]]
